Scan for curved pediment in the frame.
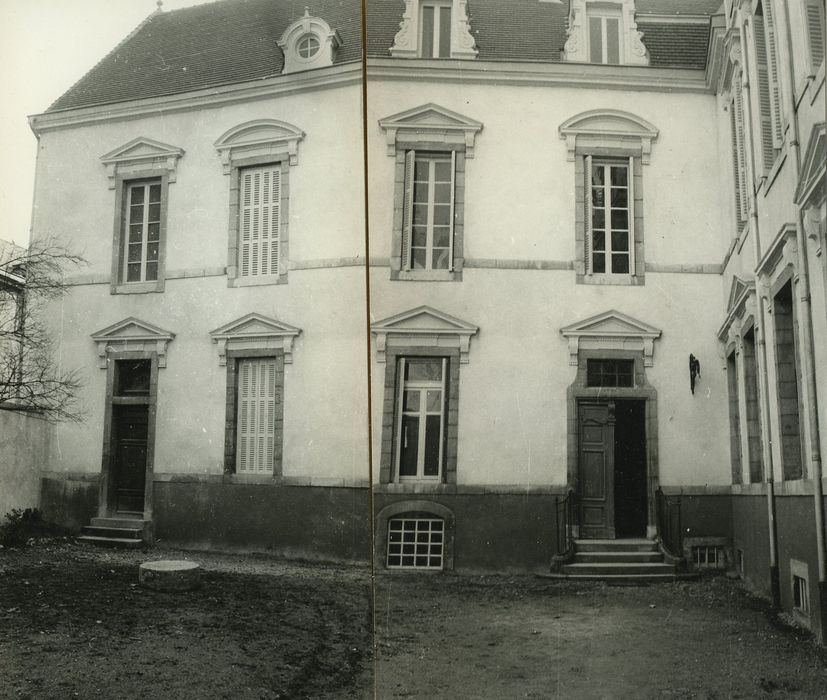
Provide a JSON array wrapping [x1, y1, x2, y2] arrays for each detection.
[[214, 119, 305, 171], [371, 306, 478, 363], [559, 109, 659, 163], [560, 310, 661, 366]]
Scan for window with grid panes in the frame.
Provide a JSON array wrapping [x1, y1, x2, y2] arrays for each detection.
[[420, 2, 452, 57], [123, 180, 162, 283], [239, 165, 281, 279], [402, 152, 455, 272], [396, 358, 447, 481], [236, 358, 277, 474], [386, 516, 445, 569], [585, 159, 633, 275], [588, 9, 621, 64], [586, 359, 634, 388]]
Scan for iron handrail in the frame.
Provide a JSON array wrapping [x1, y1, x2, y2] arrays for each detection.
[[655, 487, 683, 559], [555, 489, 577, 558]]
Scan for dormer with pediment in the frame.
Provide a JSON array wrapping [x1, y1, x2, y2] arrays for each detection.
[[371, 306, 478, 363], [560, 310, 662, 366], [389, 0, 477, 60], [562, 0, 649, 66], [91, 317, 175, 368], [100, 137, 184, 189], [278, 9, 342, 74], [209, 313, 302, 365]]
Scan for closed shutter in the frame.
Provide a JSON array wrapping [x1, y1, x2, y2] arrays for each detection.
[[733, 77, 749, 221], [807, 0, 826, 71], [584, 154, 593, 275], [240, 165, 280, 277], [447, 150, 456, 272], [763, 1, 783, 148], [628, 156, 636, 276], [752, 19, 775, 172], [236, 358, 276, 474], [401, 151, 415, 270], [730, 100, 745, 225]]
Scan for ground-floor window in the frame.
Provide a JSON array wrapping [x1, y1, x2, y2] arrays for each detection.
[[386, 515, 445, 570], [235, 357, 280, 474]]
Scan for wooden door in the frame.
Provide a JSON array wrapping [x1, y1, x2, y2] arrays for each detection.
[[578, 401, 615, 539], [112, 405, 148, 513]]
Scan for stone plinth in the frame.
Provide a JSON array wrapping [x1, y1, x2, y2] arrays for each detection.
[[138, 560, 201, 591]]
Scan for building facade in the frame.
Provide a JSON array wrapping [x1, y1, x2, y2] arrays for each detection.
[[18, 0, 827, 640]]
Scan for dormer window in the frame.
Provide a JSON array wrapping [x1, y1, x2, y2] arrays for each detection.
[[390, 0, 477, 60], [589, 7, 621, 64], [420, 2, 452, 58], [278, 10, 341, 74], [297, 33, 321, 59], [563, 0, 649, 66]]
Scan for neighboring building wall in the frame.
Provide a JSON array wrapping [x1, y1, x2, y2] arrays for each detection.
[[0, 410, 50, 517]]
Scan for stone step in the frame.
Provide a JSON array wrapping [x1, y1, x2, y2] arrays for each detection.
[[574, 539, 658, 553], [561, 562, 676, 576], [574, 551, 663, 564], [82, 526, 143, 540], [549, 572, 683, 583], [91, 516, 148, 530], [77, 535, 144, 549]]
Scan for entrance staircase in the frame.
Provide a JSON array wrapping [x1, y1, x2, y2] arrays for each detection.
[[77, 516, 148, 548], [556, 538, 686, 582]]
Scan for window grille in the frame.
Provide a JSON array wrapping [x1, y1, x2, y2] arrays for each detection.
[[693, 545, 725, 570], [387, 517, 445, 570]]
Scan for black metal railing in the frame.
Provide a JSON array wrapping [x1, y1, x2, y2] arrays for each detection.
[[555, 489, 577, 558], [655, 487, 683, 559]]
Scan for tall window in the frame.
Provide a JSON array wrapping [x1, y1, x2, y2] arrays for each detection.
[[730, 73, 749, 229], [588, 11, 621, 64], [585, 158, 633, 274], [239, 165, 281, 279], [774, 281, 803, 480], [420, 2, 452, 58], [402, 151, 455, 272], [235, 357, 278, 474], [805, 0, 826, 73], [123, 180, 162, 283], [395, 357, 447, 480]]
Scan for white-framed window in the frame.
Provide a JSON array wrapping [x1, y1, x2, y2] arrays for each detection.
[[588, 8, 621, 64], [793, 574, 810, 615], [122, 179, 163, 284], [238, 164, 281, 279], [420, 1, 452, 57], [235, 357, 279, 475], [805, 0, 826, 73], [585, 157, 634, 275], [296, 33, 321, 59], [395, 357, 447, 481], [402, 151, 455, 272], [386, 516, 445, 569]]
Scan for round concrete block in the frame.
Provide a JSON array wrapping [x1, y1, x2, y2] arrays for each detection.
[[138, 560, 201, 591]]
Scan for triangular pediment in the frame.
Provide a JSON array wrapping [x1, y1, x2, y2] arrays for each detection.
[[209, 313, 301, 340], [560, 310, 661, 339], [372, 306, 478, 334], [100, 137, 184, 164], [91, 317, 174, 342], [794, 122, 825, 205], [379, 103, 483, 132], [726, 275, 754, 314]]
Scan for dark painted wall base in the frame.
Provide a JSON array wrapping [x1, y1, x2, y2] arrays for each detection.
[[40, 477, 99, 533]]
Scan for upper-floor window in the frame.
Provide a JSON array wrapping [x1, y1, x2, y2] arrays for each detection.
[[805, 0, 826, 73], [586, 158, 633, 275], [404, 152, 455, 271], [238, 165, 281, 279], [420, 2, 452, 57], [122, 180, 162, 284], [589, 9, 621, 64]]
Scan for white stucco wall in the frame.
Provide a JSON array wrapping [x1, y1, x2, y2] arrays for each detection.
[[0, 410, 50, 516]]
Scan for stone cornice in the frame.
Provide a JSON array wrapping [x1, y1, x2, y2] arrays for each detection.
[[366, 57, 710, 93], [28, 62, 361, 135]]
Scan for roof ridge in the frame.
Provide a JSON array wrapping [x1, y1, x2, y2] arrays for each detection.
[[46, 8, 161, 113]]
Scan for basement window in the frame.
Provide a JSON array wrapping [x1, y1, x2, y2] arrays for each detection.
[[736, 548, 744, 578], [387, 516, 445, 570], [793, 575, 810, 615], [693, 545, 725, 570]]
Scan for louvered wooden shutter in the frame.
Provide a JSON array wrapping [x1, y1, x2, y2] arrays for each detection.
[[394, 357, 407, 479], [447, 151, 456, 272], [401, 151, 415, 271], [628, 156, 636, 276], [763, 1, 783, 148], [752, 19, 775, 172], [807, 0, 826, 71], [240, 166, 280, 277], [733, 77, 748, 221], [730, 100, 745, 225], [584, 155, 593, 275], [236, 358, 276, 474]]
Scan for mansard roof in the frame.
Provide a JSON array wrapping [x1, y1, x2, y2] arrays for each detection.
[[367, 0, 717, 69], [48, 0, 361, 113]]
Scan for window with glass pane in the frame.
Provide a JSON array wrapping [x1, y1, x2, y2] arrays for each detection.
[[115, 360, 151, 396], [396, 357, 446, 480], [586, 359, 634, 388], [588, 14, 620, 64], [406, 152, 454, 271], [124, 180, 162, 283], [591, 161, 630, 274], [420, 2, 452, 57]]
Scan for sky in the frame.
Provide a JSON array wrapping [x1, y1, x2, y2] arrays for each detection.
[[0, 0, 218, 248]]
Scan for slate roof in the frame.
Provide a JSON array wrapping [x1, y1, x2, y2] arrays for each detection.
[[48, 0, 362, 112], [50, 0, 719, 113]]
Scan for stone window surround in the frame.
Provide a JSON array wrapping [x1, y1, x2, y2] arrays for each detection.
[[374, 500, 456, 571], [389, 0, 477, 60], [565, 348, 659, 539]]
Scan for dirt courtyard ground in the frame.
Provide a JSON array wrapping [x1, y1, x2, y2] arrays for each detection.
[[2, 542, 827, 698]]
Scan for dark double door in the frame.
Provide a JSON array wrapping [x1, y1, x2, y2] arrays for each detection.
[[111, 405, 148, 514], [578, 400, 647, 539]]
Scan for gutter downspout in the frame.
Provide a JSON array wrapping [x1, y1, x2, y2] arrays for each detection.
[[781, 0, 827, 631], [738, 14, 780, 607]]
